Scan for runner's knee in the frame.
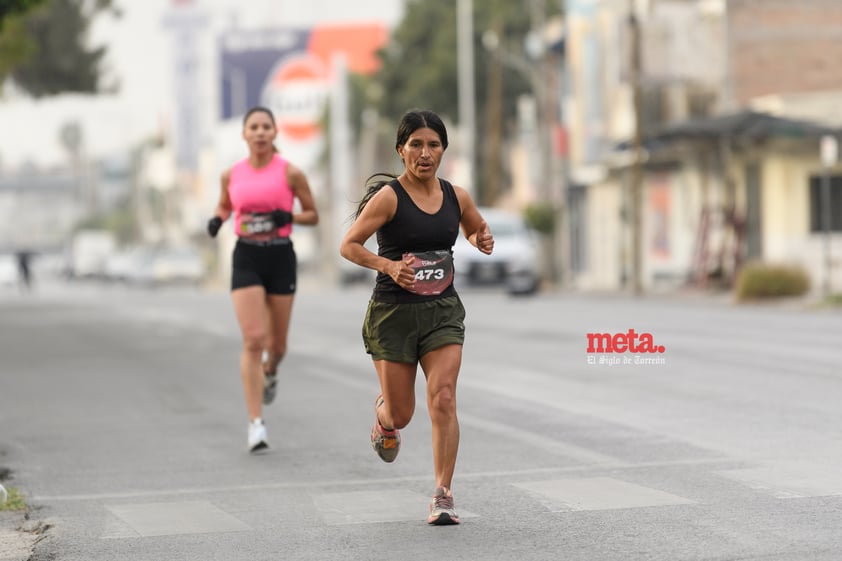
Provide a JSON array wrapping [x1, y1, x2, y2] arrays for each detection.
[[428, 386, 456, 418], [242, 331, 265, 354]]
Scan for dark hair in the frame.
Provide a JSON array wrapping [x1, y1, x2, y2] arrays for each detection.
[[353, 109, 449, 218], [243, 106, 275, 126], [394, 109, 448, 151], [243, 106, 279, 153]]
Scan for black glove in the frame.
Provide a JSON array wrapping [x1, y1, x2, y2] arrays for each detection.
[[270, 209, 293, 228], [207, 216, 223, 238]]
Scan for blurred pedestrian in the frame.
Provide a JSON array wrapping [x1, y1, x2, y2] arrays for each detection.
[[207, 106, 319, 452], [16, 250, 33, 293], [339, 109, 494, 525]]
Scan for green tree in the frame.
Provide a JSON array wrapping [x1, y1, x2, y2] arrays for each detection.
[[0, 0, 45, 29], [0, 0, 118, 97], [0, 0, 45, 77], [364, 0, 561, 204]]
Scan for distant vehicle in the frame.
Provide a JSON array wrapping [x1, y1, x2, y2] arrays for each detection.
[[0, 254, 17, 288], [68, 230, 116, 278], [452, 207, 541, 296], [104, 248, 150, 282], [129, 247, 205, 287]]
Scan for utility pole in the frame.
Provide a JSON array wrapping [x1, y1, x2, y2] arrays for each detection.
[[483, 18, 504, 206], [528, 0, 553, 207], [628, 0, 644, 296], [457, 0, 477, 190], [330, 54, 352, 284], [820, 134, 838, 297]]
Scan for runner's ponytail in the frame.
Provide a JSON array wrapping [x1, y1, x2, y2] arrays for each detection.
[[353, 173, 398, 219]]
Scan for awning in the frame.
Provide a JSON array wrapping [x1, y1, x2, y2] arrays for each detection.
[[617, 110, 841, 152]]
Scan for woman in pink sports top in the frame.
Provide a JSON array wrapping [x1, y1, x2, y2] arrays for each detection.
[[207, 106, 318, 452]]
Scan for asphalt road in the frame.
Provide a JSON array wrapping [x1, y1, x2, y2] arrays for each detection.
[[1, 277, 841, 561]]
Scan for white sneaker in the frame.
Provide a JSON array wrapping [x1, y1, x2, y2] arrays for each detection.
[[248, 418, 268, 452]]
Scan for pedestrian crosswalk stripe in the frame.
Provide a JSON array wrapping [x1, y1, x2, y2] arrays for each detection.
[[106, 501, 250, 537], [313, 489, 478, 525], [513, 477, 696, 511], [717, 461, 842, 499]]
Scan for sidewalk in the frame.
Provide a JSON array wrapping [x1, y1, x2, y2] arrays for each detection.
[[0, 511, 39, 561]]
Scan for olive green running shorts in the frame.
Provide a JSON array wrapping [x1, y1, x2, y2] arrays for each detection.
[[362, 295, 466, 363]]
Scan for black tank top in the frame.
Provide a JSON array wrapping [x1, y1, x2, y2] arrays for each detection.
[[373, 178, 462, 303]]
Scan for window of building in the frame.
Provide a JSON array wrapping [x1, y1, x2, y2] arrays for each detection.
[[808, 175, 842, 232]]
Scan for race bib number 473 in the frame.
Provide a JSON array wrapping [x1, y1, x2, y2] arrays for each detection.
[[403, 250, 454, 295]]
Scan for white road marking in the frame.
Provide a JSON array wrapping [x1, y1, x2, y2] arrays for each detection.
[[717, 461, 842, 499], [313, 489, 477, 525], [36, 459, 730, 503], [106, 501, 250, 537], [513, 477, 696, 511]]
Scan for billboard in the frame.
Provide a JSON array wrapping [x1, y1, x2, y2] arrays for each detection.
[[218, 24, 387, 167]]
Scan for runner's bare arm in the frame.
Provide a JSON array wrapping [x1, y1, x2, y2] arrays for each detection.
[[340, 187, 416, 289], [287, 163, 319, 225], [214, 170, 233, 221], [454, 185, 494, 255]]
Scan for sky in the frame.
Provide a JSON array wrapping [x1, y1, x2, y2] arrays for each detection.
[[0, 0, 406, 171]]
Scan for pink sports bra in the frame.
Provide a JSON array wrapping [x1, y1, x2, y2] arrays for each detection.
[[227, 154, 294, 239]]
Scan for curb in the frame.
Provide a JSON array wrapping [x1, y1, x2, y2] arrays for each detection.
[[0, 511, 39, 561]]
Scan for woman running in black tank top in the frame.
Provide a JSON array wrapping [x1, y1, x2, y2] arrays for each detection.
[[372, 177, 461, 303], [340, 109, 495, 526]]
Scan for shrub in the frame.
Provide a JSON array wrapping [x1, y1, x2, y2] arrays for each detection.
[[735, 262, 810, 301], [0, 486, 27, 511], [825, 293, 842, 306], [523, 202, 555, 235]]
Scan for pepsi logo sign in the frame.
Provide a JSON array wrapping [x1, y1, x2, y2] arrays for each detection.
[[261, 54, 328, 142]]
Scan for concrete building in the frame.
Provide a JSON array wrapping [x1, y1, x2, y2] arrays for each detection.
[[562, 0, 842, 295]]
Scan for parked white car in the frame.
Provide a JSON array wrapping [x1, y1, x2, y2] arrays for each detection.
[[106, 247, 205, 287], [0, 254, 17, 288], [67, 230, 116, 278], [452, 207, 541, 295]]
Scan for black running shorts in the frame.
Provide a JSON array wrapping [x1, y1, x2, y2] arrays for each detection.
[[362, 295, 465, 363], [231, 239, 296, 294]]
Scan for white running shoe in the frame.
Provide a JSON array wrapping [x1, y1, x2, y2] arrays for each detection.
[[248, 418, 268, 452]]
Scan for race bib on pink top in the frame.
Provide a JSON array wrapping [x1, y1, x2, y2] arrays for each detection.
[[403, 250, 454, 295], [238, 212, 277, 237]]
